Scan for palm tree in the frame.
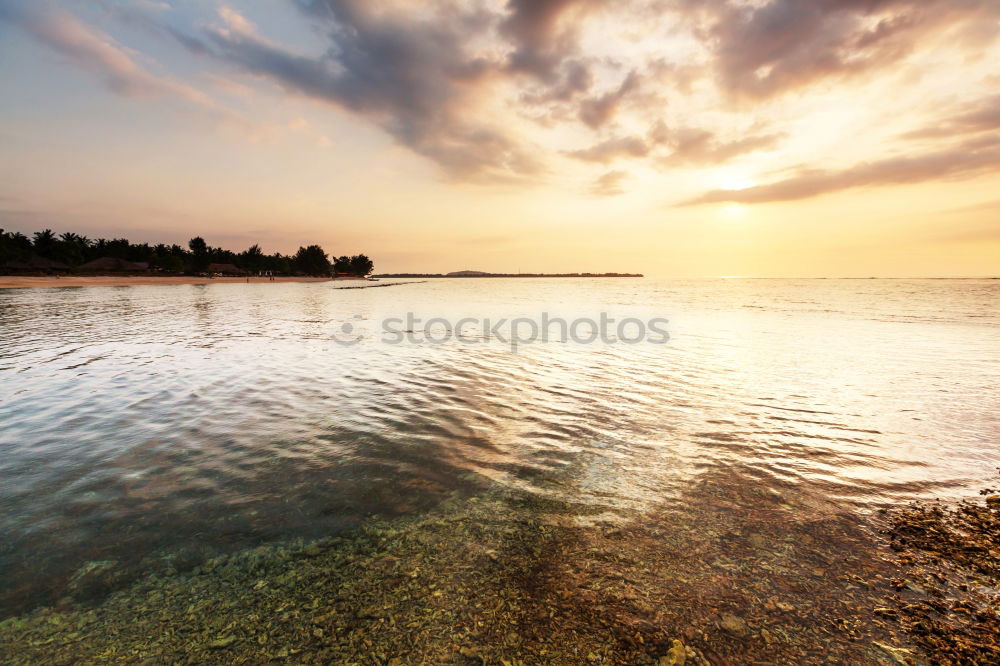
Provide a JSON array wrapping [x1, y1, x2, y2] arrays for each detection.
[[240, 243, 264, 273], [60, 232, 91, 247], [189, 236, 209, 272], [32, 229, 56, 254]]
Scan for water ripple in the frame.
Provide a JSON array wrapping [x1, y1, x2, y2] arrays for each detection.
[[0, 278, 999, 614]]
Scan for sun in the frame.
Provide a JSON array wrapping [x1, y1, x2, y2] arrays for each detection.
[[713, 166, 757, 194], [709, 171, 755, 221], [719, 202, 747, 221], [722, 178, 756, 192]]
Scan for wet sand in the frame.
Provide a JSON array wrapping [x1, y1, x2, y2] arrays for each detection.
[[0, 276, 365, 289]]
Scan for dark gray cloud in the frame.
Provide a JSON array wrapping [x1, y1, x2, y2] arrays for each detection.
[[679, 0, 1000, 100], [12, 0, 996, 190], [588, 170, 627, 196], [185, 1, 542, 180], [579, 72, 640, 128], [682, 135, 1000, 205], [501, 0, 597, 82], [525, 60, 593, 104], [172, 0, 659, 179]]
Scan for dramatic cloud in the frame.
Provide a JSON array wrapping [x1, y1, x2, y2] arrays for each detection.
[[3, 0, 998, 193], [578, 72, 640, 128], [588, 170, 627, 196], [683, 0, 1000, 100], [169, 2, 541, 180], [682, 136, 1000, 205], [501, 0, 597, 82]]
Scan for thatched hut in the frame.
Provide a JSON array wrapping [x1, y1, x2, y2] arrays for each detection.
[[207, 263, 247, 276], [0, 256, 71, 274], [78, 257, 148, 272], [0, 260, 33, 273]]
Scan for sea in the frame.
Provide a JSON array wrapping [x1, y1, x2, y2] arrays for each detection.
[[1, 278, 998, 620]]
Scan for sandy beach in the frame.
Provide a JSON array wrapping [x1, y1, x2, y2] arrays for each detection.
[[0, 276, 365, 289]]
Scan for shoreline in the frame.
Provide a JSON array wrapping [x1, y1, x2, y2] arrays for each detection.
[[373, 273, 644, 278], [0, 275, 366, 289]]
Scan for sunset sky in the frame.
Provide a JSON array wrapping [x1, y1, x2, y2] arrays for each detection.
[[1, 0, 998, 276]]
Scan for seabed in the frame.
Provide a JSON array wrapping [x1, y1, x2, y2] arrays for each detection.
[[2, 472, 998, 665]]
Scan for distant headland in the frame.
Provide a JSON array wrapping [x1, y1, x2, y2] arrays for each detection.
[[374, 270, 644, 278]]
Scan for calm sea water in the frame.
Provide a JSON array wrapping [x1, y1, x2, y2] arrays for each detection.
[[1, 278, 998, 615]]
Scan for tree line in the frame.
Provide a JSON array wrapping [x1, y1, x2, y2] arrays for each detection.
[[0, 229, 374, 277]]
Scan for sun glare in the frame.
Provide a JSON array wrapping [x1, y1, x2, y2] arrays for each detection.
[[720, 202, 748, 220], [714, 167, 757, 193]]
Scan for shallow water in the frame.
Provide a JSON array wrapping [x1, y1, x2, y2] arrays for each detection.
[[1, 278, 998, 616]]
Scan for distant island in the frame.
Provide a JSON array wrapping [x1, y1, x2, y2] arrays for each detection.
[[375, 270, 643, 278]]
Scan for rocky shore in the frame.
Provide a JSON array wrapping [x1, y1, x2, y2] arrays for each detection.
[[1, 472, 997, 665], [880, 480, 1000, 665]]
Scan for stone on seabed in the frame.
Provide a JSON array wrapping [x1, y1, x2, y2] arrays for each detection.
[[658, 638, 687, 665], [719, 613, 750, 638]]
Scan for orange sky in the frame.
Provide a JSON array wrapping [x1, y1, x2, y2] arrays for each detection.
[[1, 0, 998, 276]]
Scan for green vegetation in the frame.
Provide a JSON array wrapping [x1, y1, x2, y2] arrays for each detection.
[[334, 255, 375, 277], [0, 229, 375, 277]]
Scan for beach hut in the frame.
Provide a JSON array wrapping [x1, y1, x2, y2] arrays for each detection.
[[207, 263, 247, 276], [0, 260, 32, 273], [78, 257, 148, 272], [0, 256, 70, 273], [29, 256, 71, 273]]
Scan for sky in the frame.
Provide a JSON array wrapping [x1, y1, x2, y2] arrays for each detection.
[[0, 0, 998, 277]]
